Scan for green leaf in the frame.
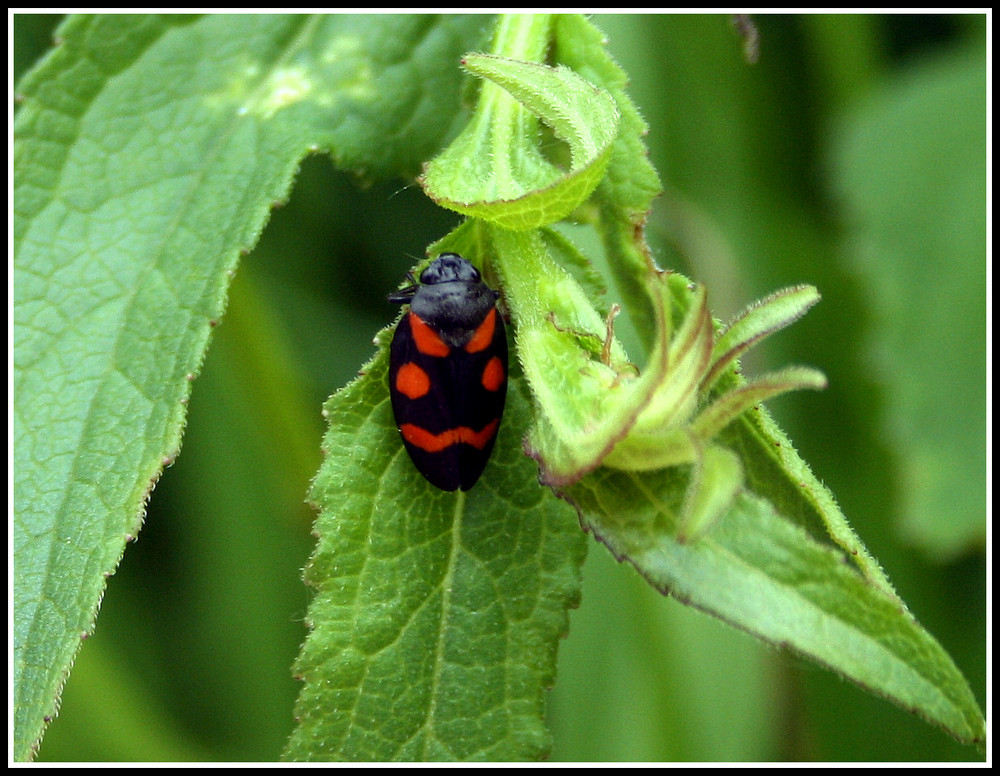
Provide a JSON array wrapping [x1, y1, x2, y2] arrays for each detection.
[[677, 442, 742, 544], [691, 365, 829, 442], [566, 481, 986, 746], [12, 12, 488, 761], [285, 338, 585, 761], [421, 16, 620, 230], [705, 285, 822, 392]]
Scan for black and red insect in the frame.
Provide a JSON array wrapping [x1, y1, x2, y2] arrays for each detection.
[[387, 253, 508, 491]]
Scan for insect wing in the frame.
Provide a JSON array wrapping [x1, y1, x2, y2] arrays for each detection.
[[389, 308, 506, 491]]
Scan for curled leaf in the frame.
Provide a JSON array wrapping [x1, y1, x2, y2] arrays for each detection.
[[422, 54, 620, 230]]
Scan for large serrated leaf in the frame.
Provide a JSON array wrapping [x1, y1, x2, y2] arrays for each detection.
[[12, 12, 488, 761], [286, 341, 585, 761]]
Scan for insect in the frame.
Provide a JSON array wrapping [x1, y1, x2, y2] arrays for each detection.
[[387, 252, 508, 491]]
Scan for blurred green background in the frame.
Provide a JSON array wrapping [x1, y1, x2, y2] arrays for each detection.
[[15, 13, 986, 762]]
